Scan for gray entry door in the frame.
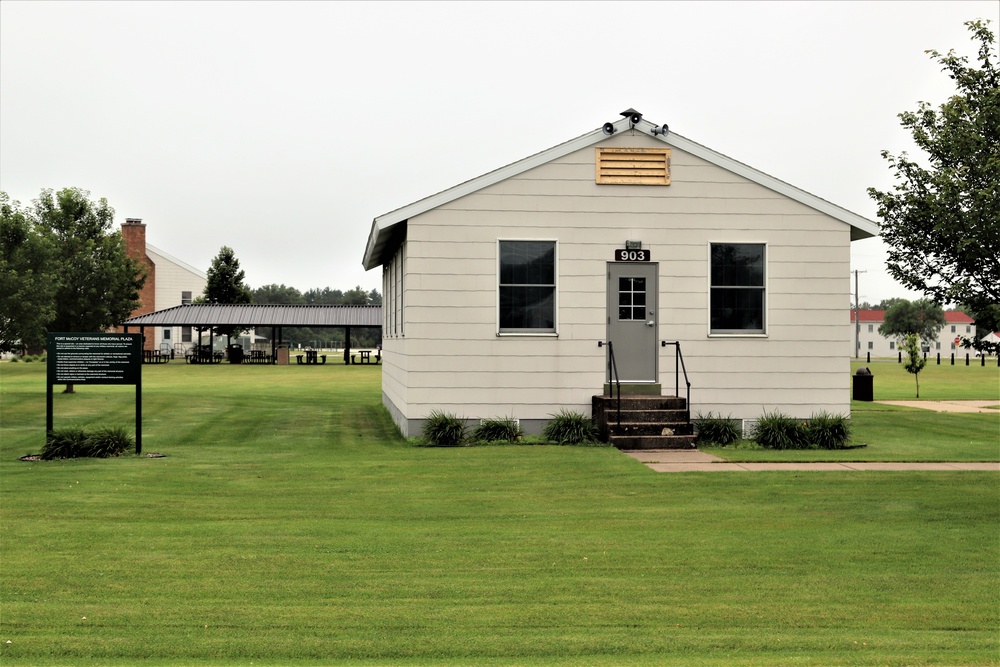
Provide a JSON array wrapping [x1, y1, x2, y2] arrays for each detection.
[[607, 262, 658, 383]]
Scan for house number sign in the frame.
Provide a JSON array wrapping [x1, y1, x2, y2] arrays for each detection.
[[615, 248, 651, 262]]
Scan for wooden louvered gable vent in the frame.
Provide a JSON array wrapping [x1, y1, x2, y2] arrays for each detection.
[[596, 147, 671, 185]]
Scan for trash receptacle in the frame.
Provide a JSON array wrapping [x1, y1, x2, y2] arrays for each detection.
[[853, 366, 873, 401], [228, 343, 244, 364]]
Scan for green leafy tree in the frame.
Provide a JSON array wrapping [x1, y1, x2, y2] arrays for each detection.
[[902, 333, 927, 398], [876, 298, 909, 311], [868, 20, 1000, 355], [878, 299, 947, 344], [0, 193, 56, 352], [304, 287, 344, 305], [204, 246, 252, 346], [341, 285, 371, 306], [4, 188, 146, 391], [35, 188, 147, 337], [252, 283, 304, 305]]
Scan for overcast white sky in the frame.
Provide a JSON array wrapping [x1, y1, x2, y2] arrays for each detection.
[[1, 1, 995, 304]]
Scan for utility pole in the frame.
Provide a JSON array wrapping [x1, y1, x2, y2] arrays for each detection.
[[854, 270, 866, 359]]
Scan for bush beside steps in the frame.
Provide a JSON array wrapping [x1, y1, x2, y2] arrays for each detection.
[[695, 411, 852, 450], [420, 410, 602, 447]]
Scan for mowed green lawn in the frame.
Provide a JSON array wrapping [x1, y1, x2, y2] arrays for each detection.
[[0, 362, 997, 666]]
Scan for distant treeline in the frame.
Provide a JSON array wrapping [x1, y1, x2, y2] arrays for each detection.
[[252, 284, 382, 348]]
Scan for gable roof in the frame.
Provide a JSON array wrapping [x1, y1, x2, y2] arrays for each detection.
[[146, 243, 207, 280], [362, 112, 880, 270]]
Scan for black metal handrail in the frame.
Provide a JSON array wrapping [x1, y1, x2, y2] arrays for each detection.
[[597, 340, 621, 427], [661, 340, 692, 424]]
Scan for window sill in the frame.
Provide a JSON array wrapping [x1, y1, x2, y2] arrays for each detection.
[[708, 333, 768, 339], [497, 332, 559, 338]]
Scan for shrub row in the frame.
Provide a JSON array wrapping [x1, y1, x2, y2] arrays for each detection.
[[42, 425, 135, 459], [9, 355, 46, 363], [696, 411, 852, 450], [421, 410, 601, 447]]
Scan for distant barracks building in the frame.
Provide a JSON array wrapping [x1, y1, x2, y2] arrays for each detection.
[[851, 309, 976, 358]]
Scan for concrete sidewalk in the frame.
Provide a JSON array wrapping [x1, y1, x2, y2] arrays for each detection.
[[874, 400, 999, 413], [625, 450, 1000, 472]]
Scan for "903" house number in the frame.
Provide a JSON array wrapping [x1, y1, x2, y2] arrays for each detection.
[[614, 249, 651, 262]]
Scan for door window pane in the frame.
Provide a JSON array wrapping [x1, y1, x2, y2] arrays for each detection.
[[618, 277, 646, 321]]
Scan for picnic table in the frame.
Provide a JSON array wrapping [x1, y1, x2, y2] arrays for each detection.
[[143, 350, 170, 364], [296, 350, 327, 365], [351, 349, 381, 365], [185, 346, 223, 364]]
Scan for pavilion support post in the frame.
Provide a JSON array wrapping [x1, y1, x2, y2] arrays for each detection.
[[344, 327, 352, 364]]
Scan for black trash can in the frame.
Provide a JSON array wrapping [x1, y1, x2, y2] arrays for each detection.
[[853, 366, 873, 401], [228, 343, 244, 364]]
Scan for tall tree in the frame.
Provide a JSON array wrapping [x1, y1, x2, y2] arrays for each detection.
[[252, 283, 304, 305], [868, 20, 1000, 354], [33, 188, 147, 337], [204, 246, 252, 346], [304, 287, 344, 305], [341, 285, 371, 306], [0, 193, 56, 352], [878, 299, 947, 344]]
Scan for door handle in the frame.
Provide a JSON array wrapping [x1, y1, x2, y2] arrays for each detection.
[[646, 320, 655, 327]]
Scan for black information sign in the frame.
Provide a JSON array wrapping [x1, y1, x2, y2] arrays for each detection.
[[48, 333, 142, 385], [615, 248, 652, 262], [46, 333, 143, 453]]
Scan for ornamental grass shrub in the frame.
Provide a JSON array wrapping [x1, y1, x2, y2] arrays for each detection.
[[695, 412, 742, 446], [421, 411, 468, 447], [471, 416, 523, 444], [542, 410, 600, 445], [806, 412, 852, 449], [751, 411, 853, 450], [42, 425, 134, 459], [751, 411, 810, 450]]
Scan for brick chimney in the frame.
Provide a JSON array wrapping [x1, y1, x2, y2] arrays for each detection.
[[120, 219, 156, 350]]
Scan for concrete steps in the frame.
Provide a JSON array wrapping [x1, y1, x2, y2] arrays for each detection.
[[592, 394, 696, 450]]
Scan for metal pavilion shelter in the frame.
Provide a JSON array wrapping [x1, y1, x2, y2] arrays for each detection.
[[121, 304, 382, 364]]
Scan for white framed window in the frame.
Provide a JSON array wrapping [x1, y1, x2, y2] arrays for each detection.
[[182, 291, 192, 305], [163, 328, 172, 341], [710, 243, 765, 334], [890, 342, 895, 350], [951, 325, 956, 333], [867, 341, 873, 350], [182, 326, 192, 343], [867, 324, 873, 332], [935, 342, 941, 350], [498, 240, 557, 335]]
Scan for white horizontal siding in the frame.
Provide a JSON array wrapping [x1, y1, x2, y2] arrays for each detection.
[[382, 134, 855, 428]]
